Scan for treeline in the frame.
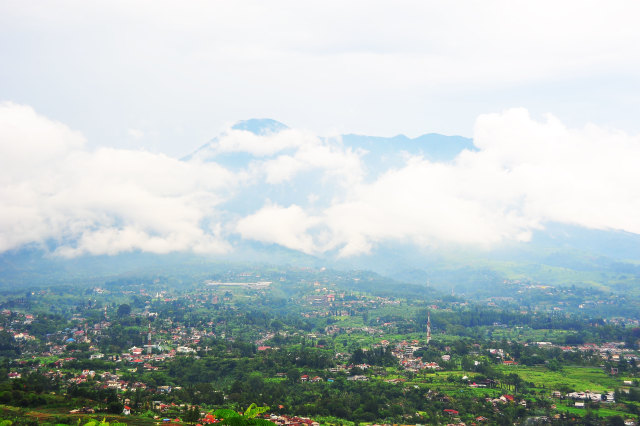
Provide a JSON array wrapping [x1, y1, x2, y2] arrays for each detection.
[[414, 307, 639, 346], [349, 347, 396, 366], [0, 371, 61, 407]]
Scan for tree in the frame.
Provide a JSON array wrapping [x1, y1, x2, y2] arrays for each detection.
[[0, 331, 19, 357], [117, 304, 131, 318], [607, 415, 625, 426], [461, 356, 475, 371], [286, 367, 299, 384], [247, 372, 264, 392], [547, 359, 562, 372], [107, 400, 124, 414], [184, 406, 201, 424]]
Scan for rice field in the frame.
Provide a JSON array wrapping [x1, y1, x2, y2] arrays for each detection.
[[496, 365, 621, 393]]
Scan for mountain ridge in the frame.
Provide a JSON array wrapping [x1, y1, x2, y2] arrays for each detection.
[[184, 118, 474, 162]]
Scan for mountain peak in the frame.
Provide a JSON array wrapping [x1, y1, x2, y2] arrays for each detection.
[[231, 118, 289, 135]]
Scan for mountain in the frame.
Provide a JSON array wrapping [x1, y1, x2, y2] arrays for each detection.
[[339, 224, 640, 296], [153, 119, 640, 295], [231, 118, 289, 135], [2, 119, 639, 296], [187, 118, 474, 164], [342, 132, 476, 163], [182, 119, 477, 214], [4, 222, 639, 296], [182, 118, 290, 163]]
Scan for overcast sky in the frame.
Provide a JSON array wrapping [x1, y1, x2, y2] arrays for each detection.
[[2, 1, 640, 258], [2, 1, 640, 157]]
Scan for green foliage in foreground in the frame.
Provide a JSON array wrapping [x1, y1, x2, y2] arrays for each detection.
[[82, 419, 127, 426], [212, 403, 275, 426]]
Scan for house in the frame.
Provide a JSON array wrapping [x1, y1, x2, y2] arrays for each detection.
[[346, 375, 368, 381], [123, 406, 131, 415], [501, 394, 515, 403], [575, 402, 585, 408], [443, 409, 459, 415], [69, 407, 95, 414]]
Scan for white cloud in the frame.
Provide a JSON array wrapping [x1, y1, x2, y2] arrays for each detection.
[[2, 103, 640, 259], [322, 158, 538, 256], [0, 102, 85, 181], [213, 128, 310, 157], [235, 109, 640, 256], [259, 138, 363, 186], [194, 126, 364, 187], [235, 203, 322, 254], [0, 102, 234, 255], [469, 109, 640, 233], [127, 128, 144, 140]]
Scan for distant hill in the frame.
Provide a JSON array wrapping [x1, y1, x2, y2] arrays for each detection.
[[342, 132, 476, 163], [184, 118, 474, 166]]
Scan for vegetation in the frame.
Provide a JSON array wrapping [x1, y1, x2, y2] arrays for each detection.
[[0, 265, 638, 424]]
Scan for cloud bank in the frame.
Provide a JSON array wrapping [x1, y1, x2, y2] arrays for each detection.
[[1, 102, 640, 258], [0, 102, 233, 256]]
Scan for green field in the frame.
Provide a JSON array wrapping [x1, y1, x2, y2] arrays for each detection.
[[496, 365, 620, 393], [0, 405, 157, 425], [488, 327, 572, 343], [554, 401, 633, 418]]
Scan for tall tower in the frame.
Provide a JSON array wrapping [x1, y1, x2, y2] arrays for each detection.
[[145, 322, 152, 355], [426, 311, 431, 344]]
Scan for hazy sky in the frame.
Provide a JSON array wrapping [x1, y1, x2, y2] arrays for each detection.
[[2, 1, 640, 258], [2, 1, 640, 157]]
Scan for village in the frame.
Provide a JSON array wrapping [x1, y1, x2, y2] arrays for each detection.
[[0, 268, 639, 425]]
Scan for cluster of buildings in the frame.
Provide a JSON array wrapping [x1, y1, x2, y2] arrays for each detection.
[[526, 340, 640, 364], [390, 340, 441, 372], [560, 390, 616, 404]]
